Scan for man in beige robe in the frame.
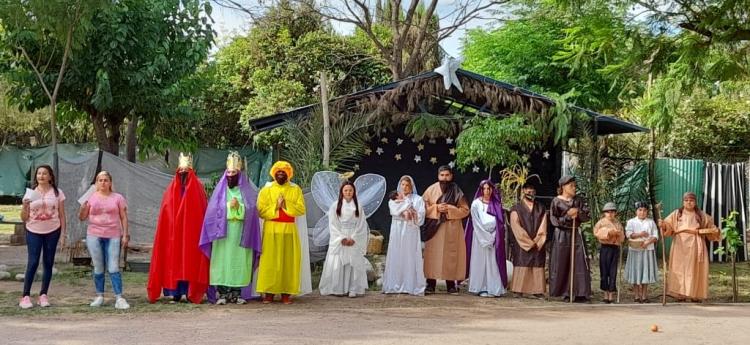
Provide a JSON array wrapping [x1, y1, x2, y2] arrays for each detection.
[[422, 166, 469, 294], [508, 182, 547, 297], [659, 192, 721, 302]]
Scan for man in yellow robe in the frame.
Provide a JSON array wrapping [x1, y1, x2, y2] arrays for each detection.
[[256, 161, 306, 304]]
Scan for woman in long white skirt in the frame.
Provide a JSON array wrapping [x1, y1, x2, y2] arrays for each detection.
[[465, 180, 507, 297], [382, 176, 426, 296], [319, 181, 370, 297]]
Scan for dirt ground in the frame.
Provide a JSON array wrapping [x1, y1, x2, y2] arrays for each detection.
[[3, 245, 750, 344], [2, 297, 749, 345]]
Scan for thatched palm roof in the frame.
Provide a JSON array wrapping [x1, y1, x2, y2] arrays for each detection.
[[249, 69, 647, 135]]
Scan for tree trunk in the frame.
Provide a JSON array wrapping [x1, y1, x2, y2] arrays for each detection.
[[90, 110, 123, 156], [320, 71, 330, 168], [126, 114, 138, 163], [50, 100, 59, 173], [732, 255, 737, 303]]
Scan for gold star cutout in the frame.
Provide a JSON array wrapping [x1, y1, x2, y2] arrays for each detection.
[[430, 157, 438, 164], [364, 148, 372, 156], [417, 143, 425, 151], [449, 148, 456, 155], [380, 137, 389, 144], [394, 154, 402, 161], [353, 164, 360, 171]]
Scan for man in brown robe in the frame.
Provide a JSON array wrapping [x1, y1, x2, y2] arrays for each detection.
[[422, 166, 470, 294], [549, 175, 591, 302], [509, 182, 547, 297], [659, 192, 721, 302]]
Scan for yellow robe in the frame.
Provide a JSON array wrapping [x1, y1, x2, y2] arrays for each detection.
[[256, 181, 306, 295]]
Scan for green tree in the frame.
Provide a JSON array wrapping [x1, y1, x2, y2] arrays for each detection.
[[2, 0, 214, 160], [455, 115, 539, 178]]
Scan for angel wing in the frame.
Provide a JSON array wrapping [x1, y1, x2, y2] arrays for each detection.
[[311, 171, 341, 213], [353, 173, 386, 218]]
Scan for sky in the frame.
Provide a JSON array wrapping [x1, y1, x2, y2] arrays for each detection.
[[210, 1, 500, 58]]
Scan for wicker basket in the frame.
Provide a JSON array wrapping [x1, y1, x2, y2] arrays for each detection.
[[367, 230, 384, 255]]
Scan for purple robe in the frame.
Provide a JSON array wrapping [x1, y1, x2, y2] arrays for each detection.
[[199, 171, 262, 302], [464, 180, 508, 286]]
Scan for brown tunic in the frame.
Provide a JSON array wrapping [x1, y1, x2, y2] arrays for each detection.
[[508, 200, 547, 294], [548, 196, 591, 298], [422, 182, 469, 280], [593, 218, 625, 246], [662, 209, 720, 300]]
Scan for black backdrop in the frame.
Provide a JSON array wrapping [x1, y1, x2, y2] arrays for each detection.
[[356, 126, 562, 239]]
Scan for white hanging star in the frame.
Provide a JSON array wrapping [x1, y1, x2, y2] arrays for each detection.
[[394, 154, 402, 161], [414, 155, 422, 163], [472, 166, 480, 173], [428, 138, 436, 144], [448, 161, 455, 168], [449, 148, 456, 156], [376, 147, 384, 155], [396, 138, 404, 146], [417, 143, 425, 151], [430, 157, 438, 164], [411, 137, 419, 143], [353, 164, 360, 171], [446, 137, 454, 144], [380, 137, 389, 144], [364, 148, 372, 156], [433, 57, 464, 93], [543, 151, 550, 159]]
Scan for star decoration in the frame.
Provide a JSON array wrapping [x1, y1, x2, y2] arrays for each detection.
[[396, 138, 404, 146], [433, 57, 464, 92], [472, 166, 480, 173], [376, 147, 384, 155], [449, 148, 456, 156], [430, 157, 438, 164], [411, 137, 419, 143], [380, 137, 389, 144], [543, 151, 550, 159], [414, 155, 422, 163], [417, 143, 425, 151], [448, 161, 455, 168], [364, 148, 372, 156], [353, 164, 360, 171], [446, 137, 454, 144], [394, 154, 402, 161], [428, 138, 436, 144]]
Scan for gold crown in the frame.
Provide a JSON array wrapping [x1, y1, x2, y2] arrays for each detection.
[[226, 151, 242, 171], [178, 152, 193, 169]]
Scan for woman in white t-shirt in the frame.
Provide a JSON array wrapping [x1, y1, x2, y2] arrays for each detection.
[[624, 202, 660, 303], [19, 165, 67, 309]]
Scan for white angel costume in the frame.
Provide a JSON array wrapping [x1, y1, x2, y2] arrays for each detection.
[[311, 172, 386, 297], [382, 176, 427, 296]]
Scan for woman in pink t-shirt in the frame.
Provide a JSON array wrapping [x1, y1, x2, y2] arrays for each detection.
[[79, 171, 130, 310], [19, 165, 67, 309]]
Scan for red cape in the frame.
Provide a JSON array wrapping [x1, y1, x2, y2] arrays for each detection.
[[147, 169, 209, 303]]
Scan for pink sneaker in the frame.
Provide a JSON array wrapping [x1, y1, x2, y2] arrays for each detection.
[[19, 296, 33, 309], [38, 294, 50, 307]]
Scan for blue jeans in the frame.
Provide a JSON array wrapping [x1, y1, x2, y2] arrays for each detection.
[[85, 235, 123, 295], [23, 229, 61, 296]]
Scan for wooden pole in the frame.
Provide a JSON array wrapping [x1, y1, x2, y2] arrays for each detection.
[[655, 204, 668, 306], [569, 217, 576, 303], [617, 239, 624, 303], [320, 71, 331, 168]]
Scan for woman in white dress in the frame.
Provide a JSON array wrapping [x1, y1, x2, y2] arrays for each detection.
[[465, 180, 506, 297], [319, 181, 370, 297], [382, 175, 426, 296]]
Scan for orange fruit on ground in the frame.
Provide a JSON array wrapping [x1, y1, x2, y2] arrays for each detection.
[[650, 324, 659, 332]]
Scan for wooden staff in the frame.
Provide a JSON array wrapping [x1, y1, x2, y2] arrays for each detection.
[[655, 204, 668, 306], [569, 216, 576, 304], [617, 232, 624, 303]]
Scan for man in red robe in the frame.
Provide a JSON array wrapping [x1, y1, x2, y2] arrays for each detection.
[[147, 153, 210, 303]]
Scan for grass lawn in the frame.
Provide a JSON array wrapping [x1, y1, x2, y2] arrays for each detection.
[[0, 204, 22, 235]]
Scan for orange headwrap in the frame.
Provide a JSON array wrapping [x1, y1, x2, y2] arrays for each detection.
[[269, 161, 294, 180]]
